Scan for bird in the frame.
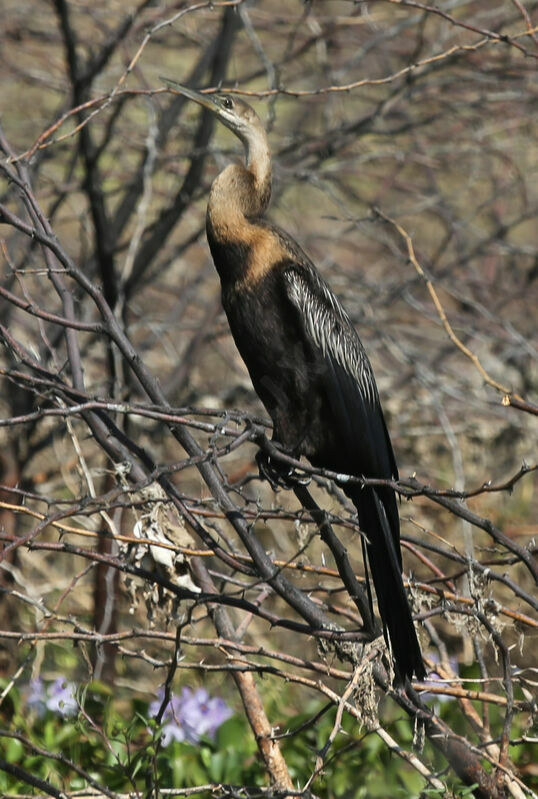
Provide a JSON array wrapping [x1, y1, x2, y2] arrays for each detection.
[[163, 79, 425, 682]]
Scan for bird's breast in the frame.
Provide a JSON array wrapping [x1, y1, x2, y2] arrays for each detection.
[[207, 215, 287, 289], [219, 272, 332, 457]]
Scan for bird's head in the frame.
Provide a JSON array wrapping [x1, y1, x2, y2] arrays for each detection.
[[161, 78, 264, 148], [162, 78, 271, 211]]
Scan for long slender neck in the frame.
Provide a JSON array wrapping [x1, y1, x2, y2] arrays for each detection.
[[244, 130, 271, 211], [207, 125, 272, 244]]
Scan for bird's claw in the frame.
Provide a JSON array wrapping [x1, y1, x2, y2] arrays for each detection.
[[256, 449, 311, 490]]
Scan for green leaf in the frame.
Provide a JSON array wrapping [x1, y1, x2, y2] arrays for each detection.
[[208, 750, 226, 782], [4, 736, 24, 763]]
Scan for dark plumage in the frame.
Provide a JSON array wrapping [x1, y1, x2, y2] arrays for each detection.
[[164, 80, 425, 682]]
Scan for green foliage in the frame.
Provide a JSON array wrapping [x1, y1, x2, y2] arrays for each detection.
[[1, 678, 535, 798], [0, 679, 260, 796]]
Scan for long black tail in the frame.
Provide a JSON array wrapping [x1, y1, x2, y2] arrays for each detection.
[[347, 484, 425, 682]]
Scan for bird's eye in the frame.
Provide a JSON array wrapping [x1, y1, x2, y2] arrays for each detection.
[[222, 97, 234, 109]]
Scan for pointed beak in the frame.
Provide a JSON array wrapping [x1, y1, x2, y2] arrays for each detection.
[[161, 77, 217, 114]]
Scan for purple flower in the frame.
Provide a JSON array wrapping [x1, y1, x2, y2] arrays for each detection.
[[149, 690, 188, 746], [149, 686, 232, 747], [180, 688, 233, 741], [26, 678, 47, 717], [423, 655, 459, 705], [45, 678, 78, 718]]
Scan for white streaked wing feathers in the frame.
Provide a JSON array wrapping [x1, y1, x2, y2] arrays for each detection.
[[284, 268, 379, 405]]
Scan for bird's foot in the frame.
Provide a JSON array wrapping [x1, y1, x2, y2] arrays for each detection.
[[256, 448, 311, 490]]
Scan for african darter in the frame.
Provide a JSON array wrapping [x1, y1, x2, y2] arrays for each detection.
[[163, 80, 425, 682]]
